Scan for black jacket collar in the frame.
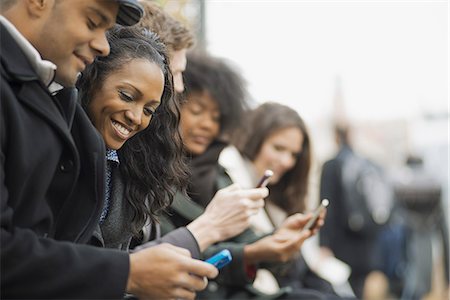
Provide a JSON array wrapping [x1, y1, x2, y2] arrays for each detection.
[[0, 23, 39, 82]]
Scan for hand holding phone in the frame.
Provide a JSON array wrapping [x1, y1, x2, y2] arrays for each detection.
[[205, 249, 232, 270], [256, 170, 274, 188], [303, 199, 329, 231]]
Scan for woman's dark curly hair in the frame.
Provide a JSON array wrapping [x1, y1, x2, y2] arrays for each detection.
[[77, 25, 189, 234], [182, 50, 250, 137], [233, 102, 312, 215]]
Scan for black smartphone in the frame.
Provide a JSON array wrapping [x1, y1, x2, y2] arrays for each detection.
[[303, 199, 329, 231], [256, 169, 274, 188]]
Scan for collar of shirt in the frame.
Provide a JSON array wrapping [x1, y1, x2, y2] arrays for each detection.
[[106, 149, 120, 166], [48, 82, 64, 95], [0, 16, 57, 88]]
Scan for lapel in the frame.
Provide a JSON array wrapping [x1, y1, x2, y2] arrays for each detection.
[[1, 23, 76, 151], [17, 83, 76, 147], [55, 88, 77, 129]]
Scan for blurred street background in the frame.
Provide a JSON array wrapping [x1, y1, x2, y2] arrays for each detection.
[[156, 1, 448, 298]]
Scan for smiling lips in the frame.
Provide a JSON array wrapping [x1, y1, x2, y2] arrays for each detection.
[[191, 135, 211, 146], [112, 120, 133, 139], [74, 53, 93, 70]]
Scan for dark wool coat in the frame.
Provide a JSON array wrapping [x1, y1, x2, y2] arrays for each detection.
[[1, 24, 129, 299]]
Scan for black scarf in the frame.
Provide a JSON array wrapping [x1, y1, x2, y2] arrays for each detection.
[[188, 140, 229, 208]]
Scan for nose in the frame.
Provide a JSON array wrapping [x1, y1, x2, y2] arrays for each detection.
[[200, 115, 217, 131], [90, 32, 110, 57], [279, 152, 295, 169], [124, 106, 143, 127]]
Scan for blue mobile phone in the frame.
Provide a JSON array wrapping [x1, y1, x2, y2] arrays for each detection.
[[205, 249, 232, 269]]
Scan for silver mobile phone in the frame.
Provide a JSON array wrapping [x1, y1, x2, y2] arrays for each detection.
[[256, 169, 274, 188], [303, 199, 329, 231]]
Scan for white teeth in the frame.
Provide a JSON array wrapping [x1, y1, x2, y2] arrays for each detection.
[[112, 121, 131, 136]]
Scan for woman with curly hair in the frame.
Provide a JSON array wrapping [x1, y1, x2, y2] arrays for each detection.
[[76, 26, 266, 299], [75, 24, 223, 299], [77, 25, 186, 245]]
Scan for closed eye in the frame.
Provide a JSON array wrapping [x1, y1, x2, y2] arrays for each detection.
[[87, 18, 99, 30], [118, 90, 133, 102], [273, 145, 285, 152], [143, 106, 156, 117], [188, 105, 202, 115]]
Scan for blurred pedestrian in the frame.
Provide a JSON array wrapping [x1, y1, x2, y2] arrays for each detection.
[[319, 126, 393, 298]]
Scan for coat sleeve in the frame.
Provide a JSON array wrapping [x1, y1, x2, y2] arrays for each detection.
[[133, 225, 202, 259], [1, 157, 130, 299], [202, 228, 263, 287]]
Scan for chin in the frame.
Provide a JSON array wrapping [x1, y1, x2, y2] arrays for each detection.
[[106, 142, 123, 151], [270, 176, 280, 185], [56, 73, 78, 87], [187, 147, 205, 156]]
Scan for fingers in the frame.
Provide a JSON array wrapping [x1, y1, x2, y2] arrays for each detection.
[[164, 243, 192, 257], [241, 198, 265, 212], [159, 244, 218, 278], [281, 213, 308, 230], [235, 188, 268, 214], [184, 258, 219, 279], [309, 209, 327, 234], [176, 273, 209, 292], [171, 287, 196, 300], [219, 183, 241, 192], [237, 187, 269, 200]]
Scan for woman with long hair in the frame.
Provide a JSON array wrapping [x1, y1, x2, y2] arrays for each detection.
[[76, 25, 266, 299], [221, 102, 345, 297]]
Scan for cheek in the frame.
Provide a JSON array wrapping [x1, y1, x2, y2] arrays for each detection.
[[88, 99, 110, 130], [140, 117, 152, 132], [179, 116, 189, 136], [87, 104, 100, 126], [211, 123, 220, 137], [287, 158, 297, 169], [180, 111, 197, 134], [261, 147, 277, 164]]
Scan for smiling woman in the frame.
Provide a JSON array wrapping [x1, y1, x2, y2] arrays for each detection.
[[76, 25, 188, 242], [87, 58, 163, 150]]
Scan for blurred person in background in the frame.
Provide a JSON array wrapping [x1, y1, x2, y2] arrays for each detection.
[[137, 0, 194, 94], [319, 126, 394, 299], [390, 155, 449, 300]]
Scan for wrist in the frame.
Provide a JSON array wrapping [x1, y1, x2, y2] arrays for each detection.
[[244, 243, 262, 265], [126, 254, 137, 295], [187, 216, 220, 251]]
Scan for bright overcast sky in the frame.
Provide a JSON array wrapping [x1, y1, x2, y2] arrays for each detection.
[[205, 0, 448, 123]]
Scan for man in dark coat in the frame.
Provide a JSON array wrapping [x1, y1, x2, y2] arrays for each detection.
[[319, 126, 390, 298], [0, 0, 216, 299]]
